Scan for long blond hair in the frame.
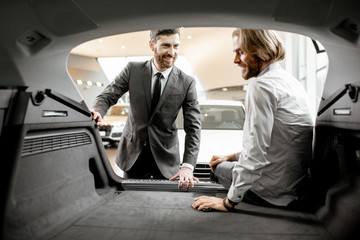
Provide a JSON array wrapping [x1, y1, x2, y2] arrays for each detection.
[[233, 29, 285, 63]]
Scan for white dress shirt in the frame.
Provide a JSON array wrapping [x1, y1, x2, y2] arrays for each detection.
[[228, 62, 314, 206], [151, 60, 172, 96]]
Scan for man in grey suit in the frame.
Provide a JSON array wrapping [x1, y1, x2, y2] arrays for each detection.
[[91, 29, 201, 190]]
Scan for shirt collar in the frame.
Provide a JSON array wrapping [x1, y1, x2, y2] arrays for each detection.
[[151, 58, 173, 79], [257, 62, 281, 78]]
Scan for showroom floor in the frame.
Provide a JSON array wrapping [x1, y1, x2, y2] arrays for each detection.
[[105, 146, 117, 170]]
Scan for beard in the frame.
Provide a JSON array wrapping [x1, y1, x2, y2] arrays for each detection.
[[154, 49, 177, 70], [241, 56, 263, 80]]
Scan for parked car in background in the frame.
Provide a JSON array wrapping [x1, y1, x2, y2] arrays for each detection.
[[98, 103, 130, 146], [176, 100, 245, 181], [113, 100, 245, 179]]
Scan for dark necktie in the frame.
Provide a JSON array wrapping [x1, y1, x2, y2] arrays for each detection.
[[151, 72, 163, 114]]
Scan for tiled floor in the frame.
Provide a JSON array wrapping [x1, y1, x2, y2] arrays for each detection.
[[105, 147, 117, 170]]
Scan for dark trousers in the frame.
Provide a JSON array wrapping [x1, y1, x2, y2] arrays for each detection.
[[123, 143, 166, 179]]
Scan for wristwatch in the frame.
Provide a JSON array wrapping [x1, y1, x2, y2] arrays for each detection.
[[228, 198, 238, 207], [223, 197, 237, 211]]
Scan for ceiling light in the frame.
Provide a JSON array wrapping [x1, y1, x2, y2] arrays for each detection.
[[222, 87, 228, 92], [121, 45, 126, 49], [76, 79, 83, 85], [98, 39, 103, 43], [87, 81, 93, 86], [96, 82, 103, 87], [187, 35, 192, 39]]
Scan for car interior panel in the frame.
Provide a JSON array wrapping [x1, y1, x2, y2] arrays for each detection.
[[1, 0, 360, 239]]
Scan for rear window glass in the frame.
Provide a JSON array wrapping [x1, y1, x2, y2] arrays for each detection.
[[176, 105, 245, 130]]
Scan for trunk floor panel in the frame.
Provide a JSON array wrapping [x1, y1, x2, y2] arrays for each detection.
[[49, 191, 331, 240]]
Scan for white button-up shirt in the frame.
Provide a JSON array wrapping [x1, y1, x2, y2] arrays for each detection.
[[151, 59, 172, 96], [228, 62, 314, 206]]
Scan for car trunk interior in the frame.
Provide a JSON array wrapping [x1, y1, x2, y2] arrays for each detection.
[[1, 86, 359, 240]]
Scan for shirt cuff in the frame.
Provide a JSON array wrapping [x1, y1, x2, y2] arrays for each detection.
[[227, 184, 245, 203], [181, 163, 194, 171]]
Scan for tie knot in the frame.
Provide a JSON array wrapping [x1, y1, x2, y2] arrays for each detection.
[[155, 72, 163, 79]]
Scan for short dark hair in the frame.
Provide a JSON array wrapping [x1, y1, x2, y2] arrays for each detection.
[[150, 28, 180, 42]]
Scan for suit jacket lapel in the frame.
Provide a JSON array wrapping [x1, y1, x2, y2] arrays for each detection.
[[158, 66, 178, 109], [143, 60, 153, 115], [149, 66, 179, 122]]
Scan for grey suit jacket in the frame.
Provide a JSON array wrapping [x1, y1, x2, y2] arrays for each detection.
[[93, 60, 201, 178]]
